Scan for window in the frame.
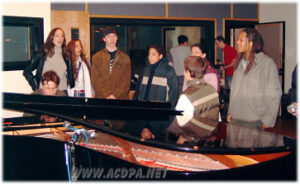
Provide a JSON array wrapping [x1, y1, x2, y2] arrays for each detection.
[[90, 17, 216, 76], [3, 16, 43, 71]]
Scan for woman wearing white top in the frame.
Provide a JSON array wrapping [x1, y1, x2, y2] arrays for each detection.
[[67, 39, 93, 97]]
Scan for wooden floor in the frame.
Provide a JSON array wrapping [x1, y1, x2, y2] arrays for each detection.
[[267, 116, 297, 139]]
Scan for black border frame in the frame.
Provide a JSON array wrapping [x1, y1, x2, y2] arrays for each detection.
[[3, 16, 44, 71]]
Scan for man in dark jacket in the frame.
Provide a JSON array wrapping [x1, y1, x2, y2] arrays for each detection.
[[134, 45, 179, 109], [133, 44, 179, 140]]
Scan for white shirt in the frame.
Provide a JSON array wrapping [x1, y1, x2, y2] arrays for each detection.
[[67, 57, 93, 97]]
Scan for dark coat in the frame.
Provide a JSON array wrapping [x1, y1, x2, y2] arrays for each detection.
[[134, 58, 179, 109], [23, 50, 75, 91]]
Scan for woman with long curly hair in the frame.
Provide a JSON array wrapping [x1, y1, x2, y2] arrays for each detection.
[[228, 28, 282, 129], [23, 27, 74, 93], [67, 39, 93, 97]]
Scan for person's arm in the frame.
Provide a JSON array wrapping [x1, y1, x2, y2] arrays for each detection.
[[65, 55, 75, 89], [175, 94, 194, 126], [133, 69, 144, 100], [23, 51, 40, 91], [222, 59, 236, 69], [167, 67, 179, 109], [91, 54, 111, 98], [166, 50, 173, 66], [287, 102, 298, 116], [82, 63, 93, 98], [221, 48, 238, 70], [260, 61, 282, 128], [287, 66, 297, 116], [287, 65, 297, 104], [221, 57, 237, 70]]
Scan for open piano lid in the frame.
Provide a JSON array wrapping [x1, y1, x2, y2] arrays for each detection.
[[3, 92, 182, 120], [2, 92, 296, 180]]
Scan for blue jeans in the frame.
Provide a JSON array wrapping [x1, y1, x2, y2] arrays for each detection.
[[177, 75, 184, 94], [225, 75, 232, 89]]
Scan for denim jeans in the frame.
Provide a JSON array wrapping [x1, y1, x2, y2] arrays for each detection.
[[225, 75, 233, 89]]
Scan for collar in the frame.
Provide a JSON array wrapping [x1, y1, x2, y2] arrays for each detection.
[[104, 48, 118, 53], [54, 46, 62, 54], [186, 78, 206, 88], [105, 46, 118, 53], [146, 57, 166, 67], [223, 44, 229, 50], [254, 52, 265, 64], [77, 56, 82, 63]]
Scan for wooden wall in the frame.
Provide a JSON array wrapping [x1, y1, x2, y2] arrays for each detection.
[[51, 10, 90, 60]]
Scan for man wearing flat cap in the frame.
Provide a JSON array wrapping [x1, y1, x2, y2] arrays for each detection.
[[91, 26, 131, 99]]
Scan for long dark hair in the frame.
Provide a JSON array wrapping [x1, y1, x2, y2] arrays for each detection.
[[235, 28, 265, 74], [67, 39, 91, 80], [40, 27, 69, 59]]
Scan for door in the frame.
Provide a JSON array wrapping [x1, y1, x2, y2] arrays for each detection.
[[255, 22, 285, 92]]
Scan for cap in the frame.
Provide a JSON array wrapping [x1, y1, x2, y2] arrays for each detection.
[[102, 26, 117, 37]]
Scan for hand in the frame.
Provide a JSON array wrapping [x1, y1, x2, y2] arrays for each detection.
[[40, 115, 57, 123], [261, 124, 271, 131], [227, 114, 232, 123], [176, 135, 188, 144], [287, 102, 297, 116], [106, 94, 116, 99], [220, 66, 225, 70], [217, 60, 223, 65], [141, 128, 155, 141]]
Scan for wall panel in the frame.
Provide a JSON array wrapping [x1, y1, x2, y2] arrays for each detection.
[[233, 3, 258, 19], [88, 3, 165, 17], [51, 3, 85, 11], [51, 10, 91, 60]]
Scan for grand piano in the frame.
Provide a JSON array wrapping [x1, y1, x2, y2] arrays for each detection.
[[3, 93, 296, 181]]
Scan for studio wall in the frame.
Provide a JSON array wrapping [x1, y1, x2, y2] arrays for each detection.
[[2, 2, 297, 117]]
